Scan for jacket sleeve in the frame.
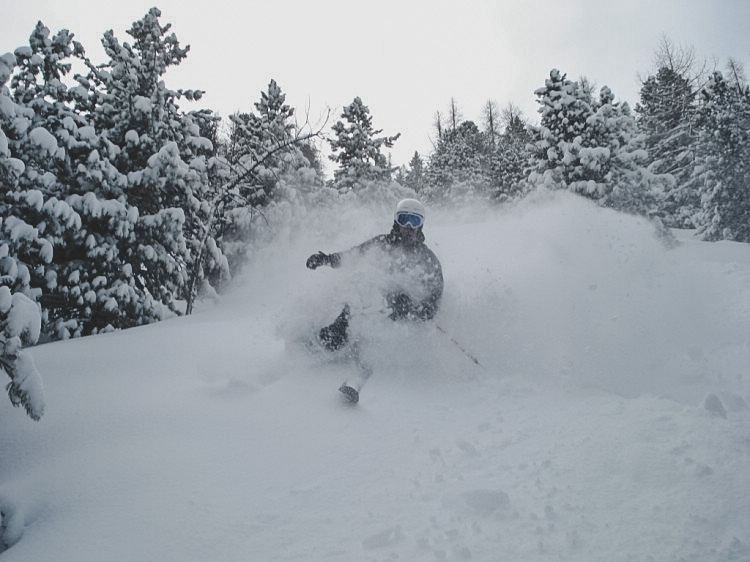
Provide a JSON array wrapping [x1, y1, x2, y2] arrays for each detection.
[[327, 235, 388, 269]]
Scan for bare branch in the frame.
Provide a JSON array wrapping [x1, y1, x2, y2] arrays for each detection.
[[727, 58, 747, 94], [643, 34, 711, 94]]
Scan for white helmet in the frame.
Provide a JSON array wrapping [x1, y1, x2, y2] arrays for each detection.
[[394, 199, 425, 228]]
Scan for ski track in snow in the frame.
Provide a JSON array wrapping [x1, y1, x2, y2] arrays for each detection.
[[1, 191, 750, 561]]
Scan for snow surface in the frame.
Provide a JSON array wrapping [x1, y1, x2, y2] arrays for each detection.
[[1, 190, 750, 561]]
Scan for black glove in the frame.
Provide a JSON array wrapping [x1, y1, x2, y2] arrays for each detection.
[[306, 251, 331, 270], [387, 292, 413, 320]]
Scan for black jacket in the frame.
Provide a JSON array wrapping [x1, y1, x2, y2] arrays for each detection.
[[329, 223, 443, 320]]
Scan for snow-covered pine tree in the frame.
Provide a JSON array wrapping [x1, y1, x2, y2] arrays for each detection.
[[423, 120, 491, 202], [693, 70, 750, 241], [403, 151, 426, 193], [328, 97, 400, 191], [210, 80, 322, 286], [581, 86, 665, 214], [0, 304, 44, 422], [636, 66, 698, 226], [254, 79, 323, 191], [77, 8, 224, 315], [4, 21, 164, 338], [528, 70, 666, 215], [489, 105, 532, 202], [527, 69, 596, 191], [223, 80, 308, 207], [0, 55, 45, 419], [0, 260, 46, 421]]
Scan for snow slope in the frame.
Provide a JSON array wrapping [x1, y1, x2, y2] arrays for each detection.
[[1, 190, 749, 561]]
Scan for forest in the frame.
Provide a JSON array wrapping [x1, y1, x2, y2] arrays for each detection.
[[1, 7, 748, 419]]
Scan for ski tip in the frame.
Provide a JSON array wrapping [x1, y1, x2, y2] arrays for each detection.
[[338, 384, 359, 404]]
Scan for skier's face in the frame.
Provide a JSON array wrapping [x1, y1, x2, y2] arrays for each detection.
[[394, 211, 424, 247], [398, 224, 422, 247]]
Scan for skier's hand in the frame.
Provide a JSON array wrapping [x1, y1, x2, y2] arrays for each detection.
[[387, 292, 413, 320], [306, 251, 330, 270]]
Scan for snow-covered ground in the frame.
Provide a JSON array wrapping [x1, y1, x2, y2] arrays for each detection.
[[1, 190, 749, 561]]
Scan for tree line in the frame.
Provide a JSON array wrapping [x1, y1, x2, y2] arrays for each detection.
[[0, 10, 747, 419], [401, 38, 750, 243]]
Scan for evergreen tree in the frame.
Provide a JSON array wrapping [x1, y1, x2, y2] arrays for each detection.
[[1, 10, 324, 343], [2, 11, 226, 334], [693, 70, 750, 241], [584, 86, 663, 214], [403, 151, 425, 193], [328, 97, 400, 191], [527, 69, 596, 190], [0, 54, 46, 419], [636, 66, 698, 226], [298, 140, 324, 177], [0, 274, 46, 421], [76, 8, 224, 317], [223, 80, 307, 206], [528, 70, 665, 214], [489, 105, 532, 201], [424, 120, 491, 200], [5, 22, 157, 338], [214, 80, 318, 280]]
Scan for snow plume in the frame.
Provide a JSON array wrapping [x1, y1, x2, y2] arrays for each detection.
[[435, 190, 748, 403], [237, 187, 749, 406]]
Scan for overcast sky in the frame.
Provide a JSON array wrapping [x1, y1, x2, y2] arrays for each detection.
[[2, 0, 749, 168]]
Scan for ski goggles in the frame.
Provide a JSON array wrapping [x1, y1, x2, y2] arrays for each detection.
[[396, 212, 424, 229]]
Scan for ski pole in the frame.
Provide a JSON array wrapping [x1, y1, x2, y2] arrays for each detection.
[[434, 324, 483, 368]]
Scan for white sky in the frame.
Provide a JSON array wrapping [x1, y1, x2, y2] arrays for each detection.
[[2, 0, 749, 168]]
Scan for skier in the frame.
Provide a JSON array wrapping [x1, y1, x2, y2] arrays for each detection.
[[306, 198, 443, 351]]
